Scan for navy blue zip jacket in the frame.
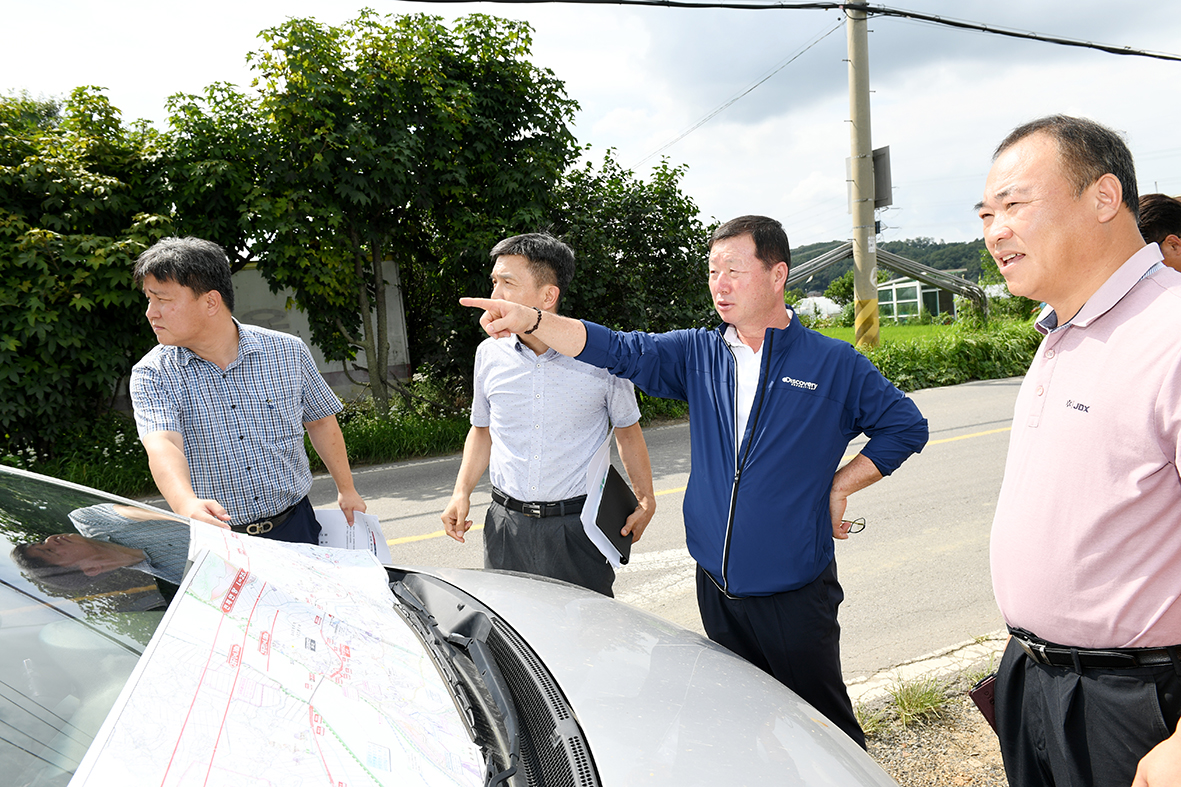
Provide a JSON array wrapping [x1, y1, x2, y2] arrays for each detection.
[[577, 317, 929, 597]]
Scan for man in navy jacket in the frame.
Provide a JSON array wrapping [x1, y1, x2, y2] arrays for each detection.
[[462, 215, 928, 747]]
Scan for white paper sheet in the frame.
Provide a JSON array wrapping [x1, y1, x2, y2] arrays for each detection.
[[580, 437, 622, 567], [316, 508, 394, 564]]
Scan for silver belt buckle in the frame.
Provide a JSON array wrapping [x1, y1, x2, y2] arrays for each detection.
[[522, 502, 543, 518], [1017, 637, 1047, 663], [246, 520, 274, 535]]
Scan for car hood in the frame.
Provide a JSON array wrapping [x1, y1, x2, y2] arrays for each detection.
[[414, 566, 897, 787]]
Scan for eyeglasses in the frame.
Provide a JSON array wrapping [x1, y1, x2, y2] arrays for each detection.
[[841, 517, 866, 534]]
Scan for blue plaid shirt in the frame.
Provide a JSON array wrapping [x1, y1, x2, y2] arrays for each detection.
[[130, 322, 342, 525]]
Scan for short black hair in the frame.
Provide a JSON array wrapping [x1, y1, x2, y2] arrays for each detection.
[[489, 233, 576, 301], [994, 115, 1139, 221], [710, 215, 791, 275], [1138, 193, 1181, 245], [133, 237, 235, 313]]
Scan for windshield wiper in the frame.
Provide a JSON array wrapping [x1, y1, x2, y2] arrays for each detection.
[[391, 583, 520, 787]]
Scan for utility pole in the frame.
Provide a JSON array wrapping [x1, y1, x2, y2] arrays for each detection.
[[846, 0, 879, 347]]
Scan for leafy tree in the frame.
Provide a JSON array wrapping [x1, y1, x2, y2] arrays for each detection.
[[0, 89, 171, 455], [163, 84, 273, 272], [166, 11, 580, 415], [551, 151, 714, 333]]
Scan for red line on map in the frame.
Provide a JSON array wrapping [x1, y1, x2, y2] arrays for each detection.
[[309, 704, 335, 785], [266, 609, 278, 672], [161, 600, 230, 784], [202, 580, 267, 786]]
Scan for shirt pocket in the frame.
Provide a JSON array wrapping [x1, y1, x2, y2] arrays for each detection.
[[249, 377, 303, 442]]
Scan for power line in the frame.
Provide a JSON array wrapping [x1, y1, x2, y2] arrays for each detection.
[[403, 1, 1181, 64], [633, 18, 844, 167]]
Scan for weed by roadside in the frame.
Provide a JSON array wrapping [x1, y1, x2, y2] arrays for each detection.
[[864, 666, 1006, 787], [890, 674, 950, 727]]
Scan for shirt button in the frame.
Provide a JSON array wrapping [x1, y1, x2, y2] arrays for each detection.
[[254, 496, 259, 501], [239, 435, 245, 440], [1045, 349, 1055, 359], [534, 424, 540, 429], [231, 404, 236, 409], [1035, 386, 1044, 396]]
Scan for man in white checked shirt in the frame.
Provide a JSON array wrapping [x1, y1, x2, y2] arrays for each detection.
[[130, 237, 365, 544]]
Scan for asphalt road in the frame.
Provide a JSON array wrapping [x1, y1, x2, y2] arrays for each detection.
[[311, 376, 1022, 683]]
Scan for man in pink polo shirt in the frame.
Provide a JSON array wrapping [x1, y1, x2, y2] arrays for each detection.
[[980, 115, 1181, 787]]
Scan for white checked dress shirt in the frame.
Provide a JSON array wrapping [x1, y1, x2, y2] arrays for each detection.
[[471, 336, 640, 502]]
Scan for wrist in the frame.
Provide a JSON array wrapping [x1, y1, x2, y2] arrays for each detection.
[[523, 306, 543, 335]]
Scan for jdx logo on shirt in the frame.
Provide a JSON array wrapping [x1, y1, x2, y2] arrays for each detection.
[[1065, 399, 1090, 413], [782, 376, 818, 391]]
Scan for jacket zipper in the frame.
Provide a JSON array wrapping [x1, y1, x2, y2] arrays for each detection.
[[718, 329, 774, 596]]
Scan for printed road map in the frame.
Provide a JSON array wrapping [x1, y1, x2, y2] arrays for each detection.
[[70, 530, 483, 786]]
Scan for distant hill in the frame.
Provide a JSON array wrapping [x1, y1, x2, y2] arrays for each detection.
[[790, 237, 987, 295]]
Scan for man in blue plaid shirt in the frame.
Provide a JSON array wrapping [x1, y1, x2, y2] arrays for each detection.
[[130, 237, 365, 544]]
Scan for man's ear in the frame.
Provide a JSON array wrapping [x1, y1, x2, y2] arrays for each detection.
[[772, 260, 789, 289], [204, 289, 224, 315], [1160, 235, 1181, 267], [541, 284, 561, 312], [77, 557, 106, 577], [1093, 173, 1123, 224]]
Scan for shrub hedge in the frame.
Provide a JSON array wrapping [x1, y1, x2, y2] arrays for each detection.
[[857, 319, 1041, 393]]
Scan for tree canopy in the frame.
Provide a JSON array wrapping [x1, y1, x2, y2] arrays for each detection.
[[553, 151, 714, 333], [0, 89, 170, 454], [168, 11, 581, 413]]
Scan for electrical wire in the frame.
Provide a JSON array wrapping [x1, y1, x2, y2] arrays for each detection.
[[399, 1, 1181, 64], [633, 17, 844, 167]]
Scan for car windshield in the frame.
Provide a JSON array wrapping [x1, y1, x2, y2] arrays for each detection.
[[0, 469, 525, 787], [0, 469, 186, 784]]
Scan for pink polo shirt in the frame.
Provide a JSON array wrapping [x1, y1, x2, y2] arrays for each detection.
[[991, 244, 1181, 648]]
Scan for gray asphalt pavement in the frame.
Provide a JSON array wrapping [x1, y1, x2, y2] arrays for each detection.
[[310, 376, 1022, 683]]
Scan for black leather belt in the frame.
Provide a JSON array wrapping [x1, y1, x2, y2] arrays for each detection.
[[491, 488, 586, 518], [232, 500, 300, 536], [1010, 628, 1181, 670]]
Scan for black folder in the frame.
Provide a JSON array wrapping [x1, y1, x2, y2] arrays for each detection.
[[596, 465, 638, 565]]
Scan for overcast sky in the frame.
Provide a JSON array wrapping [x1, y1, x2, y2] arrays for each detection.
[[6, 1, 1181, 247]]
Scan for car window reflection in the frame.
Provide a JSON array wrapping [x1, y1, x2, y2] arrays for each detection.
[[0, 474, 190, 784]]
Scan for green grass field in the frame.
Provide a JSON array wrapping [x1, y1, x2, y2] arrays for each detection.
[[816, 323, 953, 345]]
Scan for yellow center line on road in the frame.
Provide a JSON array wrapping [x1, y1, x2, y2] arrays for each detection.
[[385, 425, 1012, 546], [389, 525, 483, 545]]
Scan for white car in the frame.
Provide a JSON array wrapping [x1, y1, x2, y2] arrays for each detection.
[[0, 466, 898, 786]]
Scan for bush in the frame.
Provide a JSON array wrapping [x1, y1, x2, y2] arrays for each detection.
[[637, 391, 689, 424], [1, 411, 154, 498], [859, 319, 1041, 392], [1, 89, 171, 457], [311, 399, 471, 471]]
